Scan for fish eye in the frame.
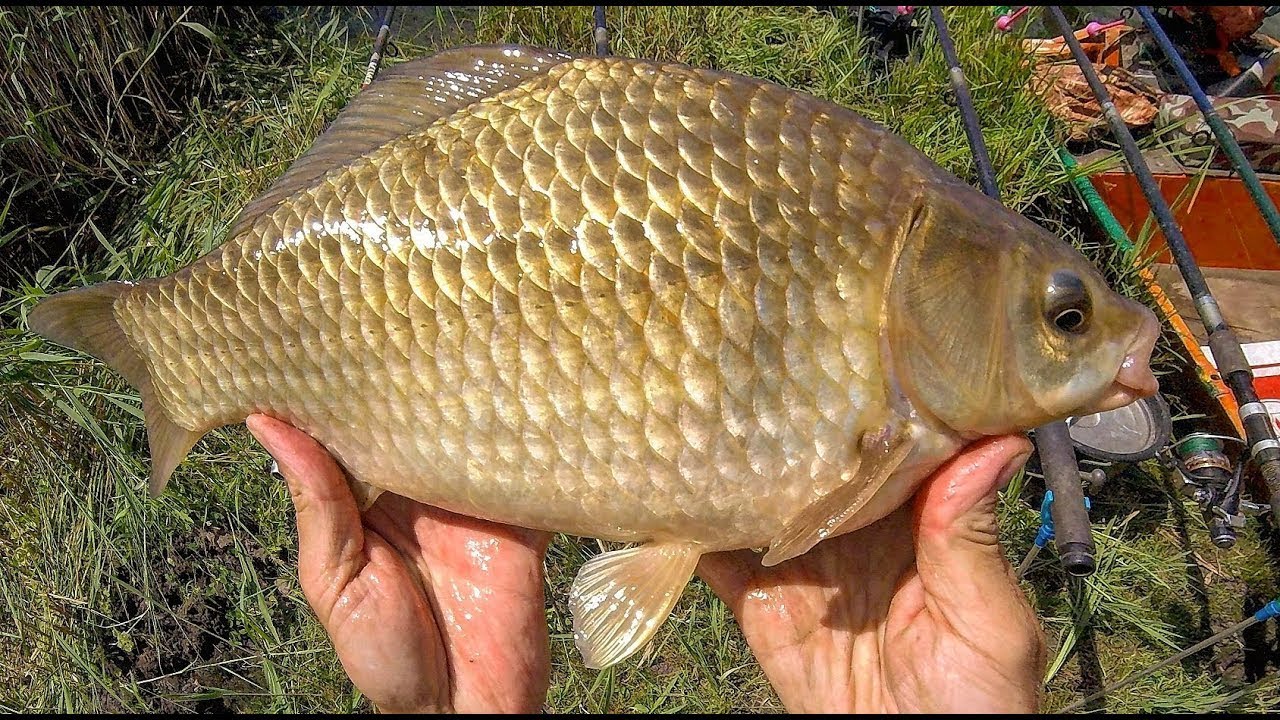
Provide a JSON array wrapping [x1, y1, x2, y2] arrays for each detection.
[[1053, 308, 1087, 332], [1044, 271, 1092, 334]]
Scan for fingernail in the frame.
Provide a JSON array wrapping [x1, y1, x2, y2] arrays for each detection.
[[246, 419, 288, 481], [997, 449, 1033, 490]]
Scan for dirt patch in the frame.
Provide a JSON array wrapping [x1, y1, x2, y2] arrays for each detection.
[[93, 518, 293, 712]]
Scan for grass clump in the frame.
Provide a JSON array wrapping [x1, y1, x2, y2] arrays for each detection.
[[0, 6, 223, 183], [1, 5, 1277, 714], [0, 7, 253, 277]]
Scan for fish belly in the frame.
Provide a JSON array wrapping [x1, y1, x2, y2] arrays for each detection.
[[114, 56, 932, 550]]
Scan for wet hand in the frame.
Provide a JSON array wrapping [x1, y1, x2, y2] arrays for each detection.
[[697, 436, 1046, 713], [247, 414, 552, 713]]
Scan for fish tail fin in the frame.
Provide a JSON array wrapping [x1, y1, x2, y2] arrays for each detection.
[[29, 283, 201, 496]]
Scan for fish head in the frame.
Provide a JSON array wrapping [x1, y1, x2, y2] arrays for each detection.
[[886, 182, 1160, 437]]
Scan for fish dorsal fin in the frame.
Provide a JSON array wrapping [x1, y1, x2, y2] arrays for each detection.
[[228, 44, 579, 238]]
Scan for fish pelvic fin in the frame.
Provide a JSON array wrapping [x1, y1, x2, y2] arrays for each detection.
[[28, 283, 200, 496], [762, 428, 916, 567], [568, 541, 701, 670]]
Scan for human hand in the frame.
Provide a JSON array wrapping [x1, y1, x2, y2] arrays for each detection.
[[247, 414, 553, 714], [697, 435, 1046, 713]]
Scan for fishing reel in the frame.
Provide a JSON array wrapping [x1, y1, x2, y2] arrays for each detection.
[[1050, 394, 1271, 549], [1162, 433, 1270, 548], [1067, 392, 1172, 467], [1019, 393, 1272, 575], [1026, 393, 1173, 487]]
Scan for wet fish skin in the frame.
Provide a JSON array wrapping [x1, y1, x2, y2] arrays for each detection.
[[115, 50, 948, 548], [28, 45, 1160, 670]]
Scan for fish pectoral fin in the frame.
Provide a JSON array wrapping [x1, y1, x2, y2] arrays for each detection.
[[762, 430, 916, 567], [568, 541, 702, 670], [348, 480, 385, 512]]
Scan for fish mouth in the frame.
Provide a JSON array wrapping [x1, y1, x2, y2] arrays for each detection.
[[1087, 311, 1161, 414]]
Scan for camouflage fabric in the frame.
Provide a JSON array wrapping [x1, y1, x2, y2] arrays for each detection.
[[1157, 94, 1280, 173]]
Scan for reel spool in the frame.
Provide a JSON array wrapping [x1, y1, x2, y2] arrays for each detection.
[[1065, 392, 1173, 464]]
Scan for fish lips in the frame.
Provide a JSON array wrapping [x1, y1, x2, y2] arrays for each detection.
[[1087, 311, 1161, 414]]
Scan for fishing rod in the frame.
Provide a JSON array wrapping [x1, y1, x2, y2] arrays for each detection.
[[1060, 597, 1280, 712], [929, 6, 1096, 576], [593, 6, 609, 56], [361, 5, 397, 89], [1136, 5, 1280, 250], [1046, 5, 1280, 524], [929, 7, 998, 198]]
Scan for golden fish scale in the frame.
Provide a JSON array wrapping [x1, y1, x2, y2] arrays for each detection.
[[116, 57, 937, 549]]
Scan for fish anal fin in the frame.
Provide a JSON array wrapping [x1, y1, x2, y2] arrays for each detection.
[[228, 45, 578, 238], [142, 386, 202, 496], [762, 428, 916, 567], [568, 541, 701, 670]]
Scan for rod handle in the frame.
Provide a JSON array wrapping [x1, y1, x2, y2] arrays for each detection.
[[1260, 458, 1280, 524], [1034, 422, 1096, 576]]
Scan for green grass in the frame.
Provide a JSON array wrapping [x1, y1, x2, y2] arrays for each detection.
[[0, 7, 252, 280], [2, 5, 1278, 713]]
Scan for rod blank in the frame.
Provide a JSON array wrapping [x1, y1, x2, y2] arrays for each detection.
[[361, 5, 396, 89], [929, 7, 1000, 198], [594, 6, 609, 56], [1061, 598, 1280, 712], [931, 7, 1096, 575]]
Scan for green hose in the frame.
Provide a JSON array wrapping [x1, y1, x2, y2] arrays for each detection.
[[1057, 147, 1135, 254]]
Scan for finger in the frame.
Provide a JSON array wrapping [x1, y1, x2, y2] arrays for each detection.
[[912, 435, 1042, 662], [246, 414, 365, 617], [916, 435, 1032, 536], [407, 507, 553, 714]]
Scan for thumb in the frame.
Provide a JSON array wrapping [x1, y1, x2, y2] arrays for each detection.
[[246, 414, 365, 618], [912, 435, 1036, 640]]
